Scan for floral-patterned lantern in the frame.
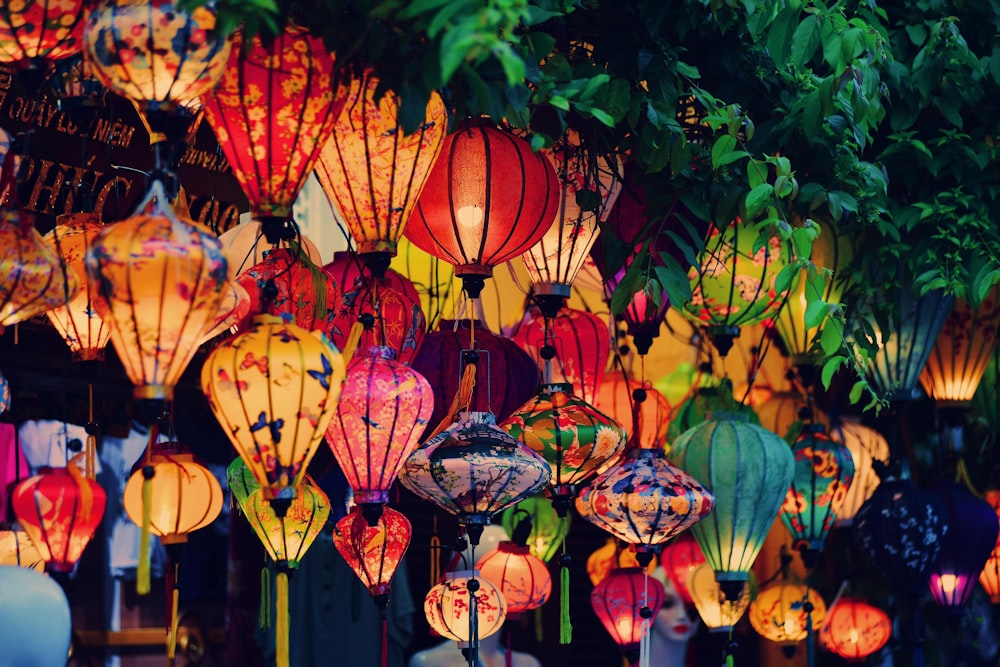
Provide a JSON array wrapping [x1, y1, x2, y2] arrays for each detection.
[[325, 346, 433, 525], [220, 220, 323, 281], [749, 580, 826, 645], [11, 464, 107, 572], [86, 182, 228, 400], [818, 598, 891, 661], [668, 412, 795, 600], [688, 562, 751, 631], [0, 523, 45, 571], [502, 382, 628, 516], [830, 417, 889, 527], [315, 68, 447, 277], [424, 569, 507, 643], [332, 505, 412, 610], [203, 315, 345, 506], [978, 490, 1000, 604], [779, 425, 855, 568], [43, 213, 111, 362], [406, 120, 559, 298], [659, 532, 706, 607], [500, 495, 569, 563], [202, 25, 348, 243], [476, 537, 552, 614], [0, 0, 85, 64], [596, 376, 670, 450], [665, 381, 760, 444], [591, 567, 665, 665]]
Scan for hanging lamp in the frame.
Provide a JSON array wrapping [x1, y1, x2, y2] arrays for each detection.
[[0, 0, 85, 64], [659, 531, 706, 607], [332, 505, 412, 610], [748, 579, 826, 645], [424, 569, 507, 643], [665, 379, 760, 444], [220, 220, 323, 281], [687, 562, 751, 632], [606, 258, 672, 357], [830, 417, 889, 527], [818, 597, 892, 661], [596, 376, 670, 451], [500, 495, 569, 563], [591, 567, 664, 666], [475, 515, 552, 614]]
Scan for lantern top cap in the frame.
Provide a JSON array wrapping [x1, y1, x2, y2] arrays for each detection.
[[497, 541, 531, 556], [607, 566, 646, 577]]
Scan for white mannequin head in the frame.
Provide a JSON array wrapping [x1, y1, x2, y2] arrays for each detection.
[[652, 566, 697, 642]]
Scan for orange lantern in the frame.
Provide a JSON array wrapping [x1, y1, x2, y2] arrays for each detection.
[[596, 376, 670, 450], [749, 580, 826, 645], [406, 120, 560, 298], [0, 523, 45, 571], [979, 490, 1000, 604], [424, 569, 508, 642], [315, 68, 447, 276], [0, 0, 86, 64], [332, 505, 412, 609], [476, 516, 552, 615], [818, 598, 891, 661]]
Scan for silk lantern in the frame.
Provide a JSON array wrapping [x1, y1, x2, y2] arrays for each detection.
[[325, 346, 433, 525], [202, 25, 348, 243], [830, 417, 889, 527], [659, 532, 706, 607], [333, 505, 412, 609], [588, 538, 657, 586], [12, 463, 107, 572], [220, 220, 322, 281], [197, 280, 251, 346], [0, 0, 85, 64], [501, 495, 569, 563], [780, 425, 855, 568], [749, 580, 826, 645], [43, 213, 112, 361], [596, 376, 670, 450], [203, 314, 345, 505], [665, 381, 760, 444], [406, 119, 559, 298], [591, 567, 665, 665], [668, 411, 795, 600], [315, 68, 447, 276], [476, 540, 552, 614], [503, 382, 628, 516], [607, 260, 671, 356], [978, 490, 1000, 604], [755, 390, 827, 442], [424, 569, 507, 643], [86, 181, 228, 400], [0, 523, 45, 571], [818, 598, 891, 661], [688, 563, 751, 631]]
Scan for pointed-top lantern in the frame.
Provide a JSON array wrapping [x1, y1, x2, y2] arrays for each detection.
[[500, 495, 569, 563], [333, 505, 412, 610], [315, 68, 448, 277], [749, 580, 826, 645], [591, 567, 665, 666], [818, 598, 892, 661], [978, 490, 1000, 604]]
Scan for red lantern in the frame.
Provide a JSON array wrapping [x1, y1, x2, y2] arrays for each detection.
[[607, 257, 670, 356], [591, 567, 664, 665], [0, 0, 85, 64], [476, 541, 552, 614], [659, 532, 706, 607], [596, 376, 670, 450], [818, 598, 892, 661], [332, 505, 412, 609], [405, 120, 559, 297]]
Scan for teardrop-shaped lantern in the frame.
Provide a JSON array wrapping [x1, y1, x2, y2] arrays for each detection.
[[749, 580, 826, 645], [203, 315, 345, 504], [424, 569, 507, 642], [659, 532, 706, 607], [500, 495, 569, 563], [476, 541, 552, 614], [666, 381, 760, 444], [830, 417, 889, 527], [596, 377, 670, 450], [86, 182, 228, 400], [607, 259, 671, 356], [236, 248, 341, 335], [978, 490, 1000, 604], [325, 346, 433, 525], [0, 523, 45, 571], [502, 383, 628, 517], [591, 567, 664, 664], [818, 597, 891, 661], [315, 68, 447, 275], [406, 120, 559, 298], [332, 505, 412, 609], [0, 0, 85, 64], [688, 562, 751, 632], [668, 411, 795, 600]]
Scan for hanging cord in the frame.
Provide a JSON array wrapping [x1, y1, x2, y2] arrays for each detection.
[[258, 563, 272, 628], [429, 513, 441, 588]]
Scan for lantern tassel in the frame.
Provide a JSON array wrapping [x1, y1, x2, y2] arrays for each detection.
[[342, 320, 365, 362], [293, 240, 331, 323], [259, 566, 271, 629], [137, 423, 158, 595], [166, 564, 180, 664], [559, 558, 572, 644], [534, 606, 544, 643], [427, 360, 477, 439], [276, 568, 290, 667]]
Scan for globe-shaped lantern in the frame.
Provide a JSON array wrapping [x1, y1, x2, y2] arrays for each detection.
[[43, 213, 112, 361], [399, 412, 551, 544], [749, 580, 826, 645], [424, 569, 507, 643], [591, 567, 665, 665], [476, 541, 552, 614], [500, 495, 569, 563], [779, 425, 855, 568], [688, 562, 752, 631], [332, 505, 412, 610], [665, 381, 760, 444], [405, 120, 559, 298], [11, 464, 107, 572], [203, 315, 345, 505], [978, 490, 1000, 604], [927, 482, 999, 612], [315, 68, 447, 276], [818, 597, 891, 661], [325, 346, 434, 525], [830, 417, 889, 527], [220, 220, 323, 281], [596, 377, 670, 450], [502, 382, 628, 517], [668, 411, 795, 601], [86, 182, 228, 400], [0, 523, 45, 571], [0, 0, 85, 64], [659, 531, 706, 607]]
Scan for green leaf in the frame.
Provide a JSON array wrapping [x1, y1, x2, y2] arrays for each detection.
[[767, 6, 799, 66], [804, 299, 828, 329], [711, 135, 738, 169], [820, 318, 843, 356], [590, 108, 616, 127], [849, 380, 866, 404], [549, 95, 570, 111], [715, 149, 751, 167], [745, 183, 774, 218], [790, 15, 822, 68], [747, 159, 768, 189], [821, 356, 845, 389]]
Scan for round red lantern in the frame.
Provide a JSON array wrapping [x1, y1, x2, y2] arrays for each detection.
[[476, 541, 551, 614], [818, 598, 891, 661], [0, 0, 85, 64], [591, 567, 664, 664]]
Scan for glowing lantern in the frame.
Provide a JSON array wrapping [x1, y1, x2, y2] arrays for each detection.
[[754, 390, 827, 441], [502, 382, 628, 516], [85, 182, 228, 400], [668, 411, 795, 600], [779, 425, 855, 568], [220, 220, 322, 281], [749, 580, 826, 645], [315, 68, 447, 276], [688, 563, 751, 631], [236, 248, 341, 335], [202, 314, 345, 504], [197, 280, 250, 346], [501, 495, 569, 563], [978, 490, 1000, 604], [476, 542, 552, 614], [665, 381, 760, 444], [406, 120, 560, 298], [819, 598, 891, 661], [332, 505, 412, 609], [509, 305, 611, 405], [587, 538, 655, 586], [830, 417, 889, 527], [0, 523, 45, 571], [659, 532, 706, 607], [591, 567, 665, 664], [325, 346, 434, 525], [11, 464, 107, 572], [596, 376, 670, 450], [607, 262, 671, 356], [202, 25, 348, 243], [43, 213, 111, 362], [0, 0, 85, 63], [424, 569, 507, 643]]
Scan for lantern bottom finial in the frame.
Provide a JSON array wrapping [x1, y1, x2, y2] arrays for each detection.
[[359, 502, 385, 528], [134, 386, 173, 402], [534, 293, 567, 320], [797, 545, 821, 570], [708, 326, 740, 358], [718, 578, 746, 603], [549, 486, 575, 518], [361, 252, 393, 280], [460, 276, 487, 300], [780, 644, 798, 660]]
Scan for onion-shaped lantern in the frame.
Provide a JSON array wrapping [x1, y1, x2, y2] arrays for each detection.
[[399, 412, 551, 544], [779, 425, 855, 568], [0, 0, 85, 65], [220, 220, 323, 281], [43, 214, 112, 362], [748, 580, 826, 645], [476, 541, 551, 614], [818, 597, 892, 661], [315, 69, 447, 276], [668, 411, 795, 600], [659, 532, 706, 607], [424, 569, 507, 643], [666, 381, 760, 444], [978, 490, 1000, 604], [332, 505, 412, 610], [325, 251, 426, 365], [500, 495, 569, 563], [11, 464, 107, 572], [927, 482, 999, 612], [0, 523, 45, 571], [502, 382, 628, 516], [325, 346, 433, 525], [85, 182, 228, 400], [688, 562, 751, 631], [202, 25, 348, 243], [830, 417, 889, 527], [509, 305, 610, 405], [406, 120, 559, 298], [596, 377, 670, 450], [591, 567, 665, 665], [587, 538, 655, 586], [203, 315, 345, 504]]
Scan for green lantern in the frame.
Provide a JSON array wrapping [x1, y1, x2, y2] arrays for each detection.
[[668, 411, 794, 600], [666, 379, 760, 445], [501, 495, 569, 563]]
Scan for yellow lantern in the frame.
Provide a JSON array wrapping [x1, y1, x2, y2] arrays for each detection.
[[0, 523, 45, 571], [830, 417, 889, 527], [688, 563, 752, 631], [749, 580, 826, 645]]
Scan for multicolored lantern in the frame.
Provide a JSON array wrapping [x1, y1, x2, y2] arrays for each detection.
[[476, 541, 552, 614], [749, 580, 826, 645], [591, 567, 665, 665], [325, 346, 433, 525], [688, 562, 751, 631], [424, 569, 507, 643], [332, 505, 412, 609], [85, 182, 228, 400], [668, 411, 795, 600], [0, 523, 45, 571], [203, 314, 345, 504], [596, 376, 670, 450], [659, 532, 706, 607], [502, 382, 628, 516], [818, 598, 892, 661], [315, 68, 447, 275], [978, 490, 1000, 604], [830, 417, 889, 527], [0, 0, 85, 63], [500, 495, 569, 563], [406, 120, 559, 298]]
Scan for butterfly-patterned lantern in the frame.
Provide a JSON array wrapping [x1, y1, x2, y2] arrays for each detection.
[[203, 315, 345, 508], [315, 68, 447, 277], [333, 505, 412, 610], [591, 567, 665, 666], [0, 0, 85, 65], [325, 346, 433, 525]]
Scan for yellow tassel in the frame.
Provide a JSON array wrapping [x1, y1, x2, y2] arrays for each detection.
[[426, 361, 477, 439], [166, 577, 179, 660], [341, 320, 364, 362], [276, 569, 290, 667], [137, 469, 153, 595]]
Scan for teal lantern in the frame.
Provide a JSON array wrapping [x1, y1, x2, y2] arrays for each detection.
[[666, 379, 760, 445], [668, 411, 794, 600]]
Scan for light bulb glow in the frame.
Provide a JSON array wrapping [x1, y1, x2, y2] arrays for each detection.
[[457, 205, 484, 228]]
